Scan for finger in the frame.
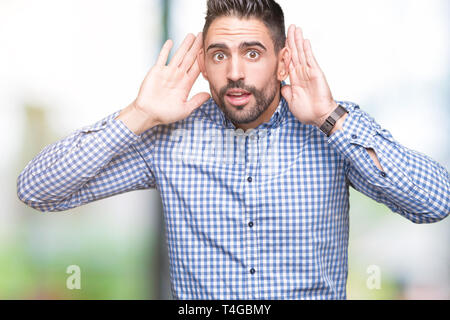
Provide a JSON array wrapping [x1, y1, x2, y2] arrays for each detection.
[[180, 33, 203, 72], [287, 25, 301, 68], [304, 39, 319, 69], [288, 62, 301, 85], [185, 59, 201, 87], [156, 39, 173, 67], [186, 92, 211, 112], [169, 33, 196, 68], [295, 27, 308, 66], [187, 58, 201, 77]]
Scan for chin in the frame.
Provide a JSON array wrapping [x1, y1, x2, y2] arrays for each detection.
[[227, 108, 261, 125], [225, 102, 248, 112]]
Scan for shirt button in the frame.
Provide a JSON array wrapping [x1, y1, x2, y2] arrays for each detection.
[[248, 221, 254, 228], [351, 134, 358, 140], [247, 177, 252, 183], [250, 268, 255, 275], [380, 172, 387, 178]]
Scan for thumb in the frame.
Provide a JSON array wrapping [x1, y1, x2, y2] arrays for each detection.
[[281, 85, 292, 105], [186, 92, 211, 112]]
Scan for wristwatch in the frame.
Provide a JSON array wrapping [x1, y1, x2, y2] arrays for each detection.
[[319, 104, 348, 137]]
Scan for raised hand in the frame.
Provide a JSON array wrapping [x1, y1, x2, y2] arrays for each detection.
[[117, 33, 210, 135], [281, 25, 338, 127]]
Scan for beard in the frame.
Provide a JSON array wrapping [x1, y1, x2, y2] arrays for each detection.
[[212, 76, 279, 125]]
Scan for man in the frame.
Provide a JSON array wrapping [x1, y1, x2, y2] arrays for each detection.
[[17, 0, 449, 299]]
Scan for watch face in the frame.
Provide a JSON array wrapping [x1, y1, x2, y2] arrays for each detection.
[[320, 122, 333, 135], [320, 105, 347, 136]]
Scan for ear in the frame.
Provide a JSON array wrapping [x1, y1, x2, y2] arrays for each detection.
[[276, 46, 291, 82], [197, 49, 209, 81]]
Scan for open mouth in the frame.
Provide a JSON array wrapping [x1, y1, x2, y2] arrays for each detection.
[[225, 89, 252, 107]]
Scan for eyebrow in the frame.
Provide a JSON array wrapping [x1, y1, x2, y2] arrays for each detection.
[[206, 41, 267, 52]]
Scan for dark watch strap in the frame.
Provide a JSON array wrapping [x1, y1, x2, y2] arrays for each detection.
[[319, 104, 348, 137]]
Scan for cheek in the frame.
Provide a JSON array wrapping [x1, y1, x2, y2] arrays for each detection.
[[205, 63, 227, 88], [246, 61, 278, 88]]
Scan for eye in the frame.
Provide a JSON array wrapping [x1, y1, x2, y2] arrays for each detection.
[[213, 52, 226, 62], [246, 50, 260, 60]]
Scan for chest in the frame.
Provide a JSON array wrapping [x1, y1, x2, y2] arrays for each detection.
[[153, 121, 347, 209]]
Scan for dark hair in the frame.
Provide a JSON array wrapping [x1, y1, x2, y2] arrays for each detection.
[[203, 0, 286, 53]]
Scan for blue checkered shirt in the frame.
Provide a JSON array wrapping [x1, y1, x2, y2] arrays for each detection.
[[17, 97, 449, 299]]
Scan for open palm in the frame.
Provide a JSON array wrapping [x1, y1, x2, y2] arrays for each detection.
[[135, 33, 210, 127], [281, 25, 337, 127]]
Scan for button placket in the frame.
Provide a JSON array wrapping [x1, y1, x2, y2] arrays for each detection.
[[243, 134, 260, 299]]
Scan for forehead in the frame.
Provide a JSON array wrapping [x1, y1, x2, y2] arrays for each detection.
[[205, 16, 273, 50]]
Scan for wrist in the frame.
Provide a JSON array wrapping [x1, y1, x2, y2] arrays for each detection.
[[316, 101, 348, 136], [328, 112, 348, 136], [315, 101, 339, 128], [115, 100, 159, 135]]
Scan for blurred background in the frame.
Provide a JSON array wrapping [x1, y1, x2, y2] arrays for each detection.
[[0, 0, 448, 299]]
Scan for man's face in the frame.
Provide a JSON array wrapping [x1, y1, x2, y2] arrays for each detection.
[[200, 16, 285, 126]]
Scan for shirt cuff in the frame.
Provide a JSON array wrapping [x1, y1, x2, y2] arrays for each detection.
[[78, 110, 142, 155], [327, 101, 392, 188]]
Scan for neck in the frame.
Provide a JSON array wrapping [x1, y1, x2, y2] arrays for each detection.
[[234, 90, 281, 131]]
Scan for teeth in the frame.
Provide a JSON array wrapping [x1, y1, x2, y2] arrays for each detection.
[[229, 93, 245, 96]]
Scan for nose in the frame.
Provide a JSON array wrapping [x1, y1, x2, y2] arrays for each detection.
[[226, 56, 245, 82]]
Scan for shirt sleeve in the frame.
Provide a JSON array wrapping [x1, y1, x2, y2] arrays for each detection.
[[327, 101, 450, 224], [17, 110, 157, 212]]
